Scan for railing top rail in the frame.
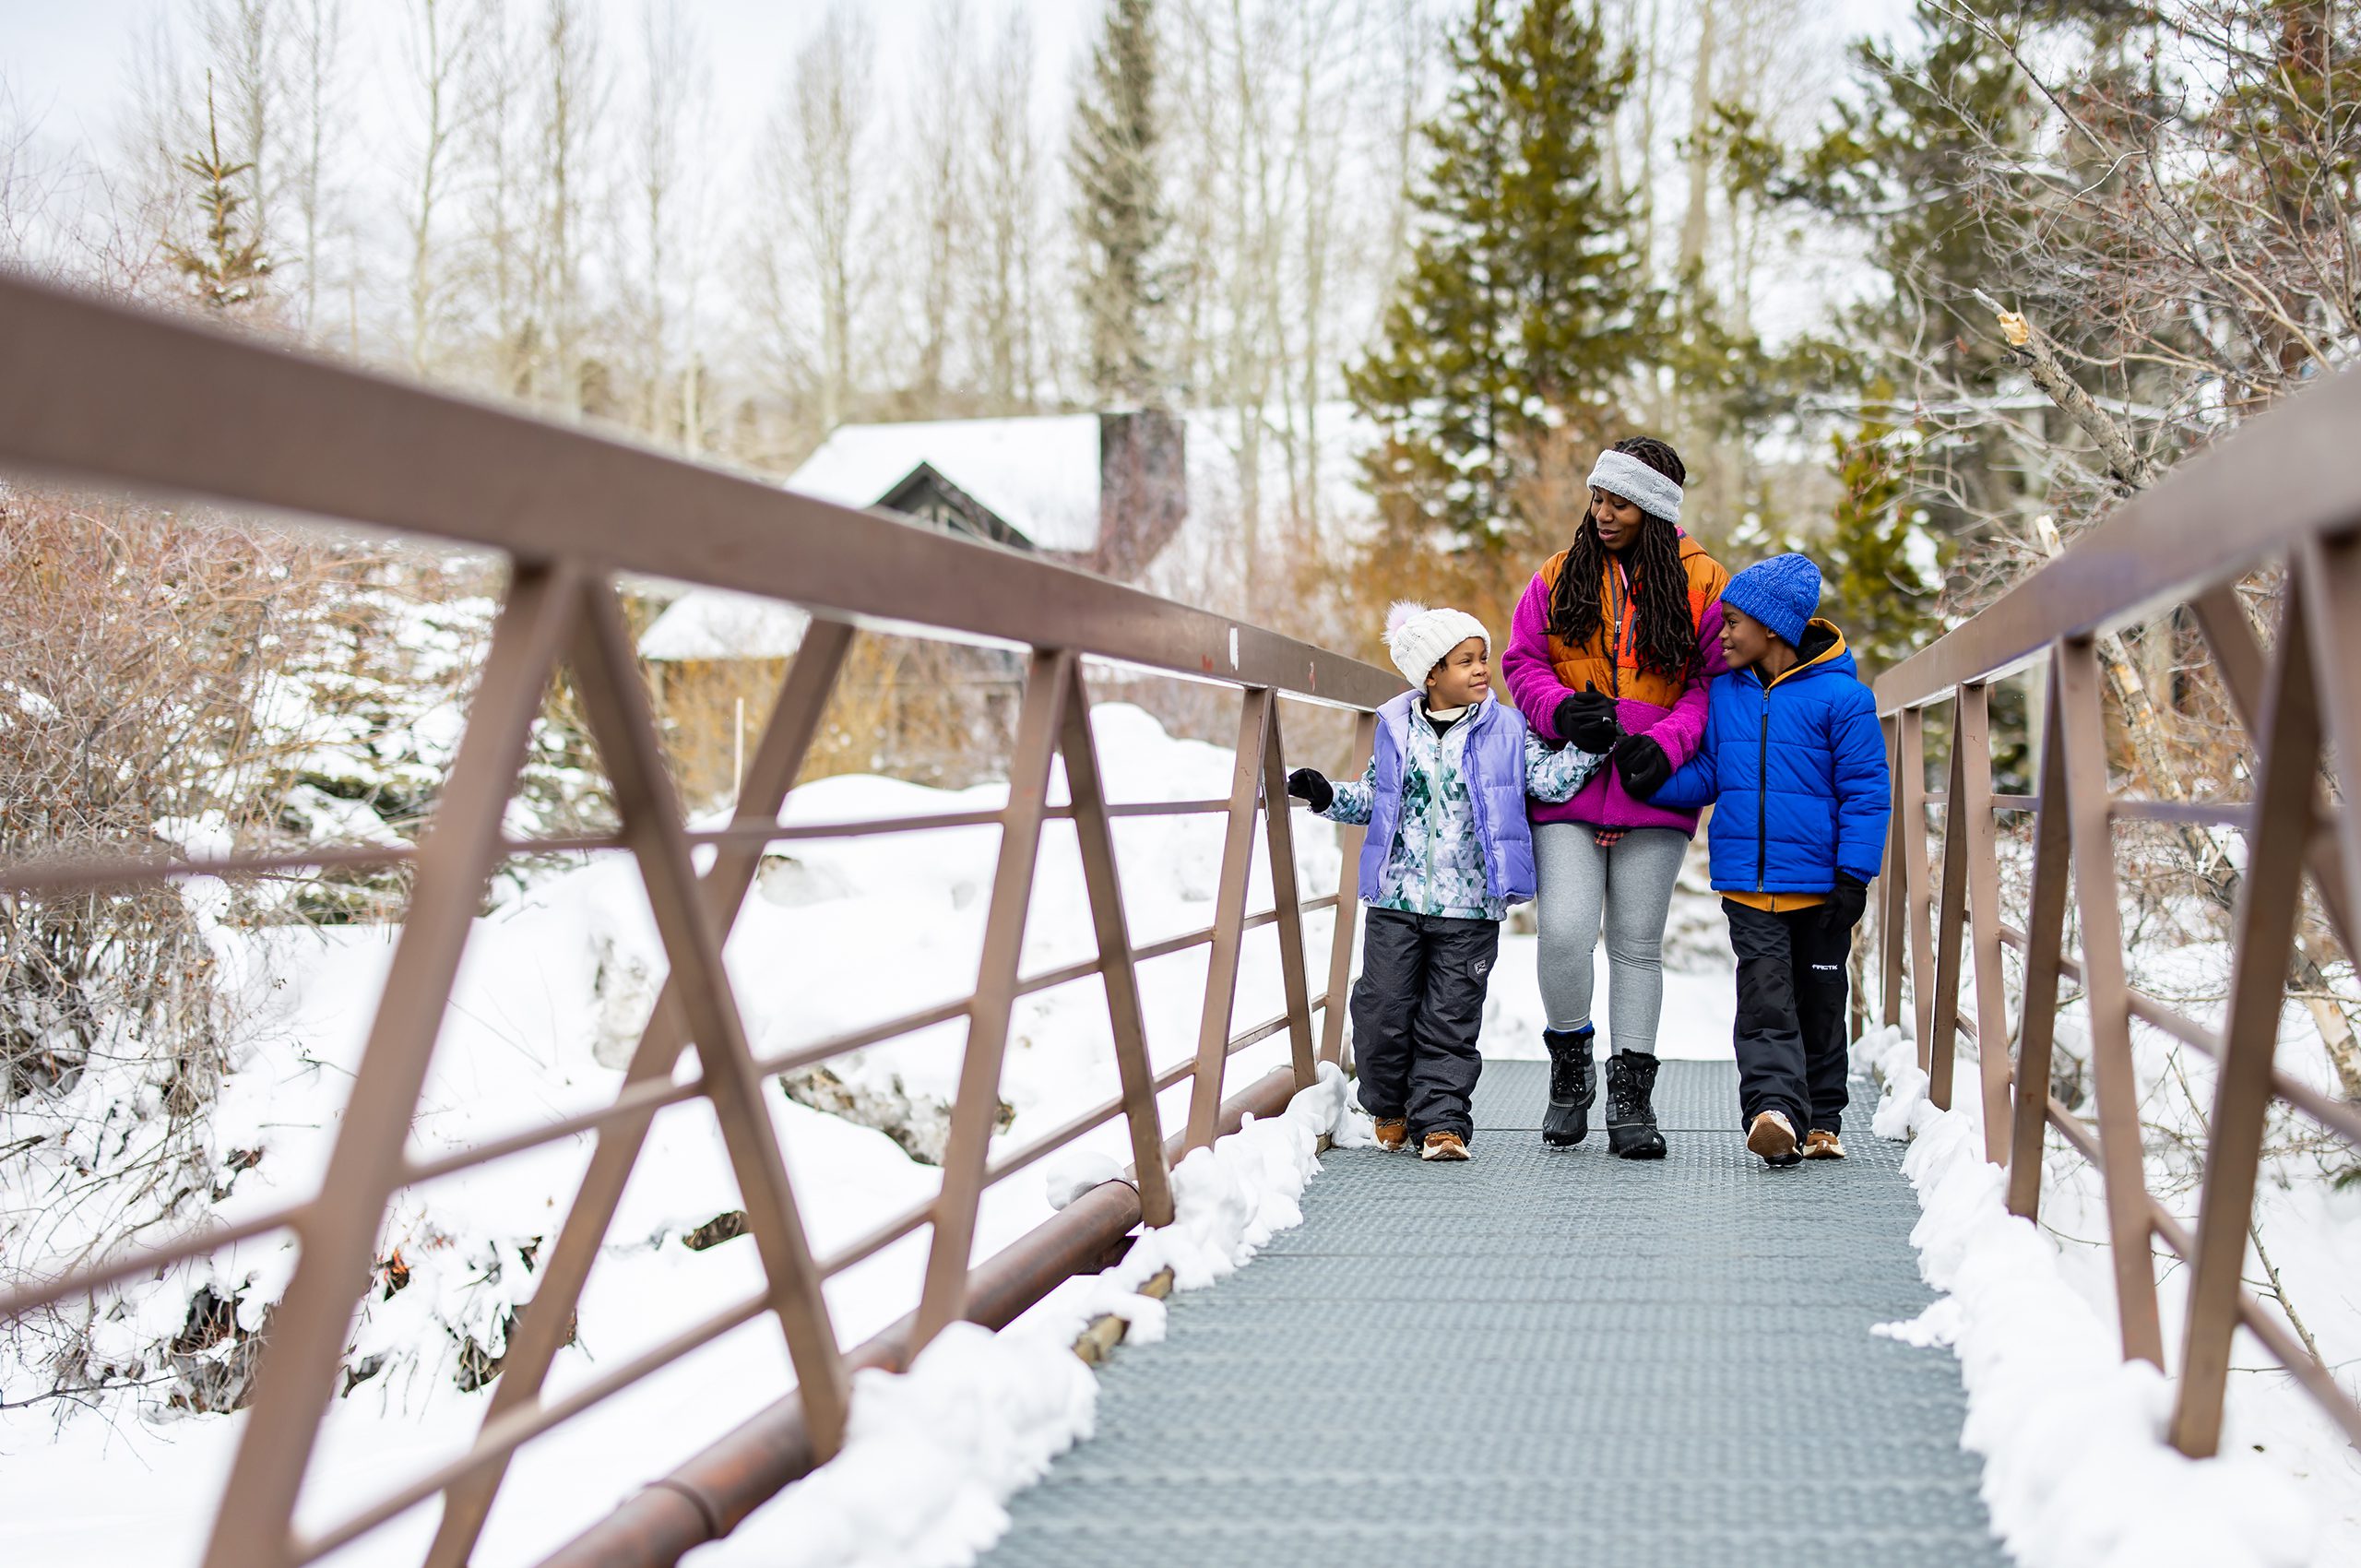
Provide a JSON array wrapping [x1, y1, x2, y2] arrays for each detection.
[[0, 274, 1400, 712], [1874, 364, 2361, 714], [0, 279, 1400, 1567]]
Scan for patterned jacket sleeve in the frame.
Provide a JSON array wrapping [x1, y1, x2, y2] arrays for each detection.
[[1525, 731, 1605, 804], [1323, 757, 1377, 826]]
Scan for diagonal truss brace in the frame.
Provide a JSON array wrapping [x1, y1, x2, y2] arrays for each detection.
[[563, 582, 850, 1452], [200, 564, 583, 1568], [423, 617, 855, 1568], [2169, 579, 2322, 1456]]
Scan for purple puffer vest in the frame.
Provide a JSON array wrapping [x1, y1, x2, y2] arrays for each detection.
[[1358, 693, 1539, 908]]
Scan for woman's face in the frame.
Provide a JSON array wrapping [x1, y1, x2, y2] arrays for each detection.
[[1590, 488, 1646, 552]]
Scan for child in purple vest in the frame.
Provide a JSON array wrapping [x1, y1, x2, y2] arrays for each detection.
[[1286, 605, 1605, 1160]]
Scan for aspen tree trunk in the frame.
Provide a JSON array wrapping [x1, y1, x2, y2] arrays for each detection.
[[202, 0, 279, 261], [534, 0, 599, 417], [403, 0, 467, 374], [975, 9, 1037, 412], [911, 0, 968, 406], [291, 0, 340, 339], [1677, 0, 1715, 274]]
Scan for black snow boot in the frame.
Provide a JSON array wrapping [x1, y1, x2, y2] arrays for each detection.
[[1605, 1050, 1667, 1159], [1540, 1027, 1598, 1146]]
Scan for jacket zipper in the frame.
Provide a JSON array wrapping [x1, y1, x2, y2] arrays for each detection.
[[1418, 711, 1485, 917], [1423, 719, 1439, 915], [1461, 715, 1484, 912], [1756, 676, 1771, 893], [1605, 560, 1629, 700]]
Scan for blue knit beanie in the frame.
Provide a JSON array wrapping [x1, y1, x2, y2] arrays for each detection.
[[1722, 552, 1821, 647]]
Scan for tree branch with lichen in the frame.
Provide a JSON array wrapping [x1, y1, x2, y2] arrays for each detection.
[[1974, 290, 2157, 493]]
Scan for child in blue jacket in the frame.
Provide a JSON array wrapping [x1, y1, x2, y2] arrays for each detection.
[[1286, 604, 1604, 1161], [1643, 554, 1891, 1167]]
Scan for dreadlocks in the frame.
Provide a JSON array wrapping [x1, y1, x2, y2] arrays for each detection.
[[1546, 435, 1695, 683]]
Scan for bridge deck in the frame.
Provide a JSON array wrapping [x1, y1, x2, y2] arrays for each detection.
[[980, 1058, 2006, 1566]]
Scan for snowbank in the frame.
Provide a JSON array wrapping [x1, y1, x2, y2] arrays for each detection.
[[706, 1065, 1370, 1568], [0, 703, 1344, 1568], [1097, 1062, 1377, 1298], [707, 1323, 1098, 1568], [1856, 1026, 2320, 1567]]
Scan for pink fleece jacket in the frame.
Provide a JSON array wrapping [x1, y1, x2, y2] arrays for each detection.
[[1501, 571, 1728, 835]]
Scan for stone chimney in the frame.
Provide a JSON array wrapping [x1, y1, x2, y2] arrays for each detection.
[[1094, 410, 1187, 580]]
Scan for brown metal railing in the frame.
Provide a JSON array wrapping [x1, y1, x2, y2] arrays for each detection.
[[0, 276, 1398, 1568], [1871, 361, 2361, 1459]]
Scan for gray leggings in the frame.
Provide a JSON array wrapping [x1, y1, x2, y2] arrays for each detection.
[[1533, 823, 1689, 1054]]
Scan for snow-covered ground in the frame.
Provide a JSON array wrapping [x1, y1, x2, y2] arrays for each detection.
[[0, 704, 1340, 1566], [0, 698, 1727, 1568], [13, 690, 2354, 1568], [1859, 1017, 2361, 1565], [708, 1065, 1374, 1568]]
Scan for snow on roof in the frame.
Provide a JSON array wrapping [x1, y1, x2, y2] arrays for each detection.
[[639, 406, 1388, 663], [787, 415, 1104, 553], [638, 589, 809, 661]]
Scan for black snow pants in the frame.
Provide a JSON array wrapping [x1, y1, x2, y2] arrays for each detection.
[[1723, 899, 1853, 1137], [1348, 908, 1500, 1143]]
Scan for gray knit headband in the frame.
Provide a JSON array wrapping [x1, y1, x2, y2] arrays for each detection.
[[1586, 449, 1683, 525]]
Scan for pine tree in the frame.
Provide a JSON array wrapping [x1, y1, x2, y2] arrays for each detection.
[[1770, 0, 2098, 539], [1348, 0, 1651, 562], [167, 75, 274, 312], [1787, 0, 2038, 381], [1820, 386, 1945, 680], [1069, 0, 1167, 406]]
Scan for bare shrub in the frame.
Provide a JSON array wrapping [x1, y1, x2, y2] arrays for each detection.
[[0, 493, 330, 1104], [0, 491, 326, 1402]]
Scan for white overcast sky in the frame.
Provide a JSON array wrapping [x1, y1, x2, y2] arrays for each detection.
[[0, 0, 1914, 350], [2, 1, 1096, 159], [2, 0, 1913, 166]]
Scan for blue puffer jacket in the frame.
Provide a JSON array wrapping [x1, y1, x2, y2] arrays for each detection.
[[1652, 619, 1890, 892]]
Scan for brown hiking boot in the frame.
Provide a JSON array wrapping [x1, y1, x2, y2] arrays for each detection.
[[1420, 1131, 1470, 1162], [1373, 1118, 1408, 1151], [1747, 1110, 1799, 1166], [1801, 1129, 1846, 1160]]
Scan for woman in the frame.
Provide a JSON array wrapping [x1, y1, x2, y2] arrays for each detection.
[[1501, 436, 1727, 1159]]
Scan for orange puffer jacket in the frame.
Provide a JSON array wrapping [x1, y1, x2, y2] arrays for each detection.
[[1501, 531, 1730, 833], [1520, 534, 1727, 704]]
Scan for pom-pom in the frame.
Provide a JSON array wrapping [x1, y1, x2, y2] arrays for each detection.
[[1384, 600, 1429, 636]]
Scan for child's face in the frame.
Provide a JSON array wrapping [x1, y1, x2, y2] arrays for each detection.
[[1589, 488, 1646, 552], [1720, 605, 1774, 671], [1425, 637, 1491, 708]]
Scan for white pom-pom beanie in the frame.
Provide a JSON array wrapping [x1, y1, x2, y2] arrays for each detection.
[[1384, 601, 1490, 689]]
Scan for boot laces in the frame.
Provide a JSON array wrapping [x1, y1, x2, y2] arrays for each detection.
[[1546, 1034, 1590, 1102], [1607, 1057, 1652, 1123]]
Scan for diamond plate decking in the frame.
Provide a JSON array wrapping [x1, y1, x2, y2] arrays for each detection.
[[979, 1058, 2006, 1567]]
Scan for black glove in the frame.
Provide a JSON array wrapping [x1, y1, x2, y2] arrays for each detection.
[[1286, 767, 1333, 814], [1610, 733, 1673, 800], [1553, 683, 1621, 752], [1821, 873, 1870, 937]]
